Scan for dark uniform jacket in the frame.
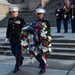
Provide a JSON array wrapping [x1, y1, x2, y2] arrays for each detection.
[[6, 16, 25, 44], [35, 19, 51, 45], [37, 19, 50, 28], [62, 9, 70, 20], [69, 7, 75, 19], [55, 8, 63, 20]]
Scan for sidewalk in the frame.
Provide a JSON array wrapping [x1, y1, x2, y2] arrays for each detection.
[[0, 27, 75, 75], [0, 64, 67, 75], [0, 55, 75, 75]]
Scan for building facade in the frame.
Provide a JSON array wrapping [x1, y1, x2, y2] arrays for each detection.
[[7, 0, 50, 11], [8, 0, 26, 4], [0, 0, 50, 14], [0, 0, 9, 14]]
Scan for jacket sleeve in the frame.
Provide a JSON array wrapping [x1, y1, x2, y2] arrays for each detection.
[[47, 21, 51, 29], [55, 9, 57, 15], [21, 18, 26, 28], [69, 8, 72, 17], [46, 21, 51, 36], [6, 19, 10, 38]]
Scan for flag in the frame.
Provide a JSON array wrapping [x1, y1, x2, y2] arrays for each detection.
[[72, 0, 75, 4], [65, 0, 70, 9]]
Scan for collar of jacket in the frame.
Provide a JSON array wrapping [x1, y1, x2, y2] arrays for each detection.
[[13, 16, 19, 19], [38, 18, 45, 21]]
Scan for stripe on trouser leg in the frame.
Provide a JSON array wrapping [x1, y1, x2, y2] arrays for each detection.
[[42, 53, 47, 71]]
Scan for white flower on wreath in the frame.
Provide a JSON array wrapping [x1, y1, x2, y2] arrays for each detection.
[[48, 39, 50, 42], [48, 36, 52, 40], [42, 47, 48, 52], [42, 23, 47, 28], [49, 44, 52, 47], [48, 48, 52, 52], [21, 40, 28, 46], [44, 25, 47, 28], [43, 27, 46, 30], [40, 30, 47, 38]]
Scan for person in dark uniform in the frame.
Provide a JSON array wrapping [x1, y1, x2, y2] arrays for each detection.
[[34, 8, 51, 74], [62, 6, 70, 33], [70, 4, 75, 33], [55, 2, 63, 33], [5, 7, 25, 73]]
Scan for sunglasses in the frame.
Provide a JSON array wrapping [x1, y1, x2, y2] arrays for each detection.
[[37, 13, 42, 15], [12, 11, 16, 13]]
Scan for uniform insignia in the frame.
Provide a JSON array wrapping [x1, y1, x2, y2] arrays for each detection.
[[15, 20, 21, 24]]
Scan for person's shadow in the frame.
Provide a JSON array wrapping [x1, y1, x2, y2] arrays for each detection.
[[7, 70, 33, 75]]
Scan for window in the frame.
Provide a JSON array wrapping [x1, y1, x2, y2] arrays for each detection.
[[21, 0, 25, 3]]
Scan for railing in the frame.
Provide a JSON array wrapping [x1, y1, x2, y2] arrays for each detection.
[[66, 63, 75, 75], [9, 4, 28, 11]]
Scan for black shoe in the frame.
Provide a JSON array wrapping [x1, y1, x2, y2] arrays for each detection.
[[39, 70, 45, 74], [20, 57, 24, 66], [12, 69, 19, 73], [72, 32, 75, 33]]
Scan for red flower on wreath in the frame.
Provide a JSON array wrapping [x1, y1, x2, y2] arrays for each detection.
[[42, 43, 48, 47], [29, 51, 35, 56], [40, 36, 47, 40], [21, 34, 27, 39], [24, 45, 28, 48]]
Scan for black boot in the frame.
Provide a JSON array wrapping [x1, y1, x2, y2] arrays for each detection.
[[12, 69, 19, 73], [39, 69, 45, 74]]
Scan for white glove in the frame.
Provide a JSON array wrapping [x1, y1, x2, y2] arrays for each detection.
[[64, 6, 66, 9], [57, 9, 60, 12], [71, 5, 73, 8], [5, 38, 9, 42], [56, 14, 58, 16], [72, 16, 74, 19], [64, 15, 67, 18]]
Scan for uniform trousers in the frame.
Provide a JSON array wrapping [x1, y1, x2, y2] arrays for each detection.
[[63, 19, 68, 33], [11, 43, 23, 70], [71, 19, 75, 33], [56, 19, 62, 32]]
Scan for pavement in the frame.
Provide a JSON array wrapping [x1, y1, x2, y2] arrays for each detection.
[[0, 55, 75, 75], [0, 19, 75, 75]]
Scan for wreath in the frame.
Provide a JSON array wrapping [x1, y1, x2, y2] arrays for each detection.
[[21, 21, 51, 56]]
